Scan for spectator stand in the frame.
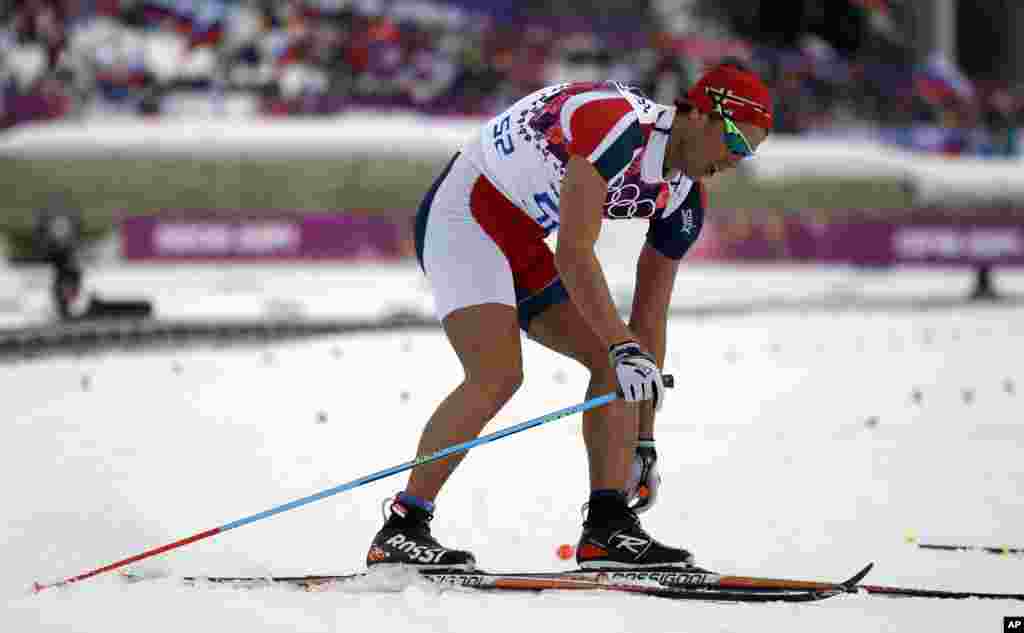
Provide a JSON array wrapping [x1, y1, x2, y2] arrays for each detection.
[[3, 0, 1020, 156]]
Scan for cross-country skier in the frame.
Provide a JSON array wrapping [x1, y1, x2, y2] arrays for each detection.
[[368, 61, 773, 570]]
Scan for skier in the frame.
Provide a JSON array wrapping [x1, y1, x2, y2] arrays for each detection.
[[368, 61, 773, 570]]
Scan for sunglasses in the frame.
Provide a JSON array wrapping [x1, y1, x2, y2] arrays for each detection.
[[718, 113, 755, 159]]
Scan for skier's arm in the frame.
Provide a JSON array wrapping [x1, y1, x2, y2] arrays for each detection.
[[629, 241, 681, 436], [555, 155, 634, 348]]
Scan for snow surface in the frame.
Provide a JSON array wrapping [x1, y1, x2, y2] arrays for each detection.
[[3, 234, 1024, 632]]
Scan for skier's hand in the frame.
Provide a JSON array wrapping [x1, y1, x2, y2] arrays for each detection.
[[609, 341, 665, 411], [626, 440, 661, 514]]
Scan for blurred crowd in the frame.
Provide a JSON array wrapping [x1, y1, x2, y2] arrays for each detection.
[[737, 0, 1023, 157], [2, 0, 1021, 156]]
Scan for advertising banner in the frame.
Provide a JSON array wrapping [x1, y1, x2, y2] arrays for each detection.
[[121, 212, 409, 261], [693, 212, 1024, 267], [121, 209, 1023, 267]]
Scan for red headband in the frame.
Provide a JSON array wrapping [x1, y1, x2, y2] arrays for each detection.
[[685, 64, 774, 130]]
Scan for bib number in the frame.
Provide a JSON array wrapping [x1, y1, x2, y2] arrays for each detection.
[[529, 187, 561, 233], [493, 115, 515, 156]]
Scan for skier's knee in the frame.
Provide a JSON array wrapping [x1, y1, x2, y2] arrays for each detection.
[[467, 369, 523, 410]]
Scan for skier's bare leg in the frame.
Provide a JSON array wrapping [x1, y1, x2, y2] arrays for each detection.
[[405, 302, 524, 502]]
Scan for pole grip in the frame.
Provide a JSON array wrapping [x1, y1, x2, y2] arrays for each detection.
[[615, 374, 674, 398]]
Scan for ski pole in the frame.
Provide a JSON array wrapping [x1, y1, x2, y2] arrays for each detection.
[[917, 543, 1024, 556], [904, 532, 1024, 556], [34, 376, 673, 592]]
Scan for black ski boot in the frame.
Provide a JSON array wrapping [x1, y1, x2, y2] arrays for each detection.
[[366, 495, 476, 571], [576, 490, 695, 570]]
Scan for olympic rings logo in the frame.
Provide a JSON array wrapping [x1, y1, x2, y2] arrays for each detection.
[[604, 176, 659, 219]]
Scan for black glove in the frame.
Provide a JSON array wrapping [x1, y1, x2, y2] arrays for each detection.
[[625, 440, 661, 514]]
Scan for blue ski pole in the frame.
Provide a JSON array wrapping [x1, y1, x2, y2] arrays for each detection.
[[35, 376, 673, 591]]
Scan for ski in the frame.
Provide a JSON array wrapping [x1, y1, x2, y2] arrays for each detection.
[[857, 584, 1024, 601], [124, 563, 874, 603]]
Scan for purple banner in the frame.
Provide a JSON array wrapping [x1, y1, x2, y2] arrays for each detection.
[[693, 213, 1024, 267], [121, 212, 409, 261]]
